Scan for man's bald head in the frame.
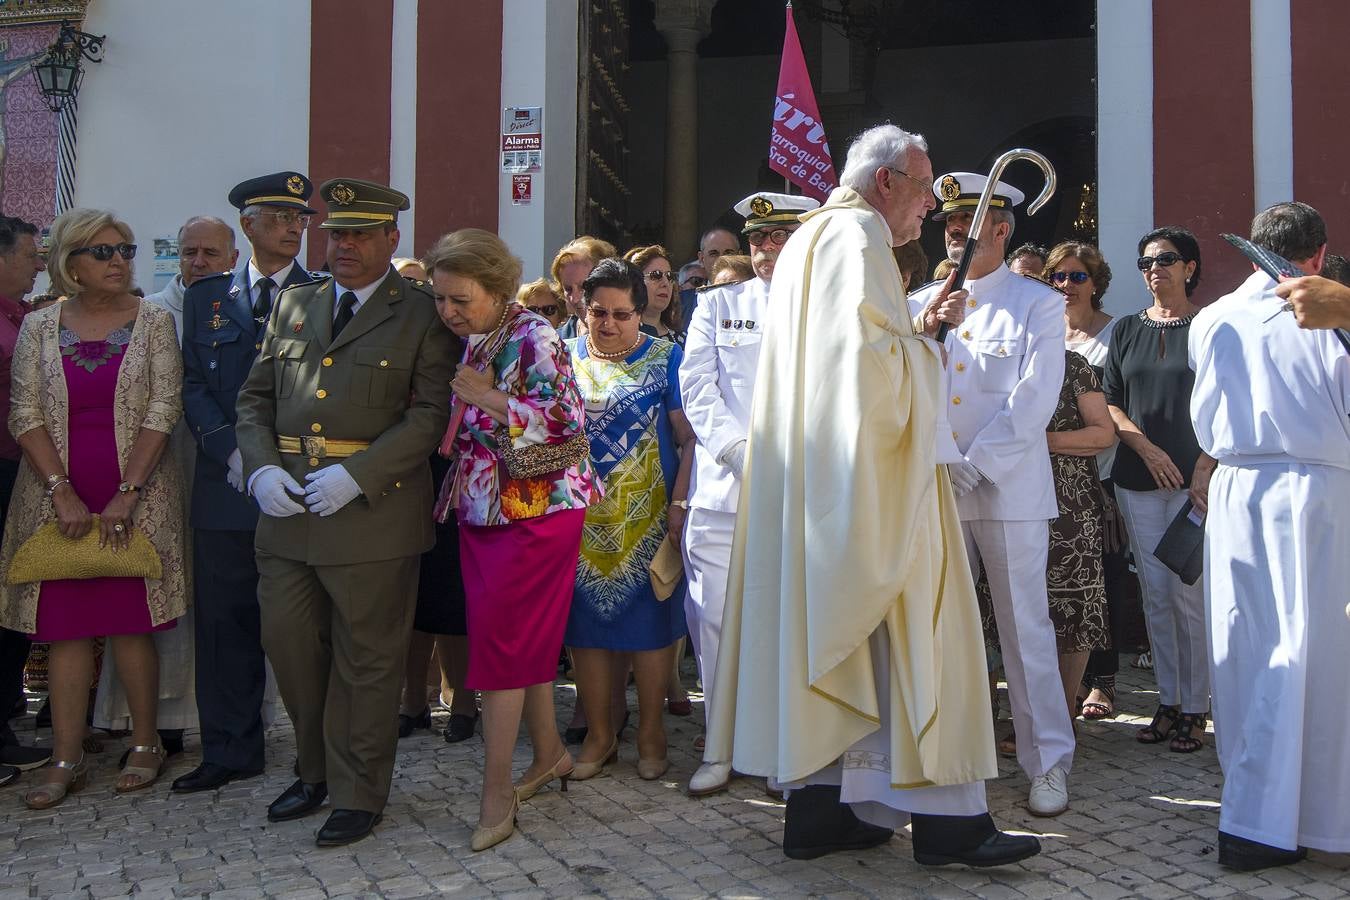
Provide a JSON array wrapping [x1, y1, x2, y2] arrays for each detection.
[[178, 216, 238, 286]]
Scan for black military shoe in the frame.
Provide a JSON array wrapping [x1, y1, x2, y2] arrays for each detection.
[[781, 784, 895, 860], [911, 812, 1041, 868], [267, 779, 328, 821], [1218, 831, 1307, 871], [316, 809, 382, 847], [171, 762, 264, 793]]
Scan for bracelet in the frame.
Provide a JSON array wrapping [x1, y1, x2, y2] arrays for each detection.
[[45, 472, 66, 487], [44, 477, 70, 498]]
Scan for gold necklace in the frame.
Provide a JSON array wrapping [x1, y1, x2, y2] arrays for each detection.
[[587, 333, 644, 361]]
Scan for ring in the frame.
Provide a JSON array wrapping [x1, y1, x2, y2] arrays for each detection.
[[113, 523, 125, 533]]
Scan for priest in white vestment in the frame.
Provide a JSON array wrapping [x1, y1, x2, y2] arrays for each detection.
[[704, 123, 1040, 867], [1189, 201, 1350, 871]]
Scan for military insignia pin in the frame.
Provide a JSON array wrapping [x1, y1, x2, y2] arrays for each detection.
[[293, 321, 304, 334], [939, 175, 961, 202], [209, 314, 222, 330], [745, 320, 756, 329], [721, 319, 732, 329], [208, 360, 217, 370], [228, 285, 240, 297], [749, 196, 773, 218], [286, 175, 305, 195], [329, 183, 356, 205], [211, 301, 221, 312], [733, 320, 744, 329]]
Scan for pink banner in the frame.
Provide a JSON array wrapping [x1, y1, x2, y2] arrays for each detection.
[[767, 2, 837, 202]]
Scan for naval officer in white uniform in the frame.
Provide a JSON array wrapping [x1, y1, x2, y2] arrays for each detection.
[[679, 191, 819, 797], [908, 173, 1074, 817]]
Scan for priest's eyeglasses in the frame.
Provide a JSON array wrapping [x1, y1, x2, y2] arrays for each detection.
[[71, 242, 137, 261], [883, 166, 935, 193]]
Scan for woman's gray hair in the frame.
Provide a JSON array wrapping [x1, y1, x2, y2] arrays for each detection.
[[838, 124, 929, 195]]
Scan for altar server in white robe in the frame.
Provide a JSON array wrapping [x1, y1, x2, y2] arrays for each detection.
[[908, 172, 1073, 817], [705, 123, 1040, 867], [679, 190, 818, 797], [1189, 200, 1350, 871]]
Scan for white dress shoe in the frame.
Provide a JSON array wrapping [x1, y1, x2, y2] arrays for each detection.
[[1028, 764, 1069, 816], [687, 762, 732, 797]]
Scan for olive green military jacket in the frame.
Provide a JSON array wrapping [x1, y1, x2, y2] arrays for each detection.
[[235, 267, 455, 565]]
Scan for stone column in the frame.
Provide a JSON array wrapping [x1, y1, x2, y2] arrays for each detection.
[[654, 0, 712, 263]]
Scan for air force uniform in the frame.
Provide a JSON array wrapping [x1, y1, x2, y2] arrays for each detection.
[[179, 171, 317, 780], [908, 173, 1073, 788]]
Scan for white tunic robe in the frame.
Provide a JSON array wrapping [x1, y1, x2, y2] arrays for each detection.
[[1190, 269, 1350, 852]]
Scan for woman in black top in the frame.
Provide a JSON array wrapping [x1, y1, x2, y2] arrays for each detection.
[[1101, 226, 1216, 754]]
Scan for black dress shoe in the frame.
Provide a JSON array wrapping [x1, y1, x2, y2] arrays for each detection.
[[0, 764, 17, 787], [782, 784, 895, 860], [397, 706, 431, 739], [914, 829, 1042, 868], [316, 809, 382, 847], [1218, 831, 1307, 871], [444, 713, 478, 744], [0, 743, 50, 771], [171, 762, 264, 793], [267, 779, 328, 822]]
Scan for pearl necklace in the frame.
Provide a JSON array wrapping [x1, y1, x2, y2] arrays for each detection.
[[587, 333, 644, 361]]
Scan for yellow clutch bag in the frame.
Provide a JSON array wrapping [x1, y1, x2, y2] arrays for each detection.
[[6, 516, 162, 585], [648, 537, 683, 602]]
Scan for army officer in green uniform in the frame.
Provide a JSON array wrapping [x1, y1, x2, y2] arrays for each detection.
[[235, 178, 456, 847]]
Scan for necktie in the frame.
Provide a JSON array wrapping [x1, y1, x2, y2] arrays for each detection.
[[333, 290, 357, 337], [252, 276, 275, 322]]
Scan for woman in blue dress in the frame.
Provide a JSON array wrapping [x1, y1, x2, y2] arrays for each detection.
[[565, 258, 693, 783]]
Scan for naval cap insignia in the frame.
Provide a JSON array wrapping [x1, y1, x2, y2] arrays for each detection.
[[749, 196, 773, 218], [939, 175, 961, 202], [329, 183, 356, 205], [286, 175, 305, 195]]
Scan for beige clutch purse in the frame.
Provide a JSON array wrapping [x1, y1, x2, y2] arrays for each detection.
[[648, 537, 684, 602], [6, 516, 162, 585]]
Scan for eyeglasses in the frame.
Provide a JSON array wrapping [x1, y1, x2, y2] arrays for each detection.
[[586, 306, 637, 322], [1049, 271, 1091, 285], [746, 228, 793, 247], [883, 166, 935, 193], [528, 304, 560, 316], [258, 210, 313, 228], [683, 276, 708, 289], [645, 270, 675, 283], [1136, 251, 1184, 271], [71, 242, 136, 261]]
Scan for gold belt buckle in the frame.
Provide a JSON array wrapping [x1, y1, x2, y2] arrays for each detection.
[[300, 436, 327, 458]]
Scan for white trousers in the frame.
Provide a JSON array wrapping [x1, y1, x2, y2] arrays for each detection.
[[964, 519, 1075, 778], [783, 628, 988, 828], [1208, 462, 1350, 853], [681, 507, 735, 728], [1116, 486, 1210, 711]]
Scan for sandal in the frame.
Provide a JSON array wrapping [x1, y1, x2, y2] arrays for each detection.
[[23, 755, 88, 810], [115, 744, 164, 793], [1169, 712, 1207, 753], [996, 728, 1017, 758], [1081, 680, 1117, 720], [1137, 705, 1181, 744]]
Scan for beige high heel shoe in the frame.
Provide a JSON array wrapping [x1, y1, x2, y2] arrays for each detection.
[[24, 754, 88, 810], [514, 751, 573, 802], [470, 792, 518, 852], [569, 737, 618, 781]]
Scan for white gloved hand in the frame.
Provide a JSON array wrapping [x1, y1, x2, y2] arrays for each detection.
[[251, 465, 307, 517], [947, 460, 984, 498], [226, 449, 245, 493], [303, 464, 362, 517], [721, 440, 748, 479]]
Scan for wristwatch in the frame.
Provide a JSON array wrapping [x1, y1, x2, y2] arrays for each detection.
[[117, 481, 143, 496], [671, 499, 689, 509]]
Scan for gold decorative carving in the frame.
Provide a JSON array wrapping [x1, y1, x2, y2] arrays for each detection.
[[0, 0, 94, 26]]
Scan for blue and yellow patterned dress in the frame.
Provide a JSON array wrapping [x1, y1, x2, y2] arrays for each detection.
[[565, 336, 688, 651]]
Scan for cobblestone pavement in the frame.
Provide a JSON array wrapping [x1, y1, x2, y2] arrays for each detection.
[[2, 662, 1348, 899]]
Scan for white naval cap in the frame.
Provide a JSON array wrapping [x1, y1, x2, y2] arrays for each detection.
[[932, 172, 1026, 221], [733, 191, 821, 233]]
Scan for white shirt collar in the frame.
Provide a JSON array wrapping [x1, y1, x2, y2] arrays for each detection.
[[247, 258, 297, 291], [333, 267, 392, 314]]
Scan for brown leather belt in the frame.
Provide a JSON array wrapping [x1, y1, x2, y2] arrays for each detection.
[[277, 436, 370, 459]]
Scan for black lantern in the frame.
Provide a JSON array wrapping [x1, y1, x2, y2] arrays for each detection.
[[32, 20, 105, 113]]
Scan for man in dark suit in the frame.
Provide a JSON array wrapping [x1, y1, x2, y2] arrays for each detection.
[[171, 172, 317, 794], [235, 178, 455, 846]]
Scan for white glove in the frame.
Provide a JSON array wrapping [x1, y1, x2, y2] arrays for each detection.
[[226, 449, 244, 493], [947, 460, 984, 498], [304, 464, 362, 517], [251, 465, 306, 517], [721, 440, 747, 479]]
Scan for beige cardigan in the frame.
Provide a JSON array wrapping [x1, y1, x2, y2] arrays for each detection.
[[0, 301, 187, 633]]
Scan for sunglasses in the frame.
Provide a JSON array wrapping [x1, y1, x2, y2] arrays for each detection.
[[528, 304, 560, 316], [683, 276, 708, 288], [1136, 251, 1184, 271], [747, 228, 792, 247], [71, 242, 136, 262], [645, 270, 675, 283], [1049, 271, 1091, 285], [586, 307, 636, 322]]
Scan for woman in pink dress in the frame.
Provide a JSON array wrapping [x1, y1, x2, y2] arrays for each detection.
[[0, 209, 186, 808]]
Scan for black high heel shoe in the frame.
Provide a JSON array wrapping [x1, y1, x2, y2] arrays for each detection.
[[397, 706, 431, 739]]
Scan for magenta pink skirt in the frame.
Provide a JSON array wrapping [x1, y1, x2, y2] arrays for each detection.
[[459, 508, 585, 690]]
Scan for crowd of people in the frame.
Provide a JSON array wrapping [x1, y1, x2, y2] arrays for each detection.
[[0, 118, 1345, 872]]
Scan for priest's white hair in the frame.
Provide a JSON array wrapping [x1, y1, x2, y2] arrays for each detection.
[[839, 124, 929, 195]]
